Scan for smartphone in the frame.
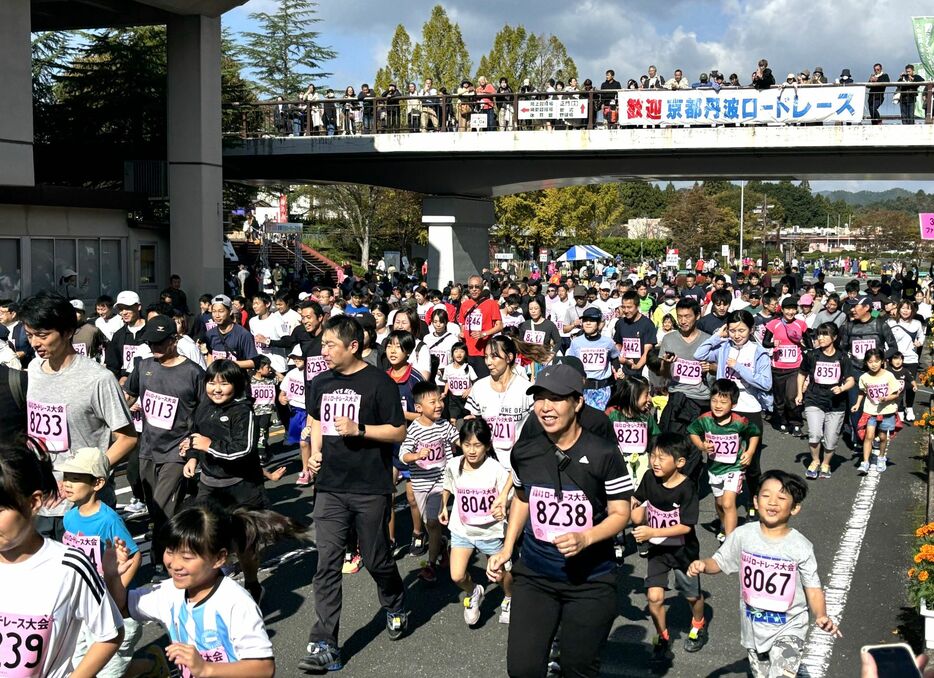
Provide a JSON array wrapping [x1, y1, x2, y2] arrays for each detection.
[[861, 643, 923, 677]]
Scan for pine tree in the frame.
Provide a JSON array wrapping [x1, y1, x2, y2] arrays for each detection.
[[413, 5, 471, 91], [238, 0, 335, 98], [476, 25, 536, 86], [384, 24, 413, 89]]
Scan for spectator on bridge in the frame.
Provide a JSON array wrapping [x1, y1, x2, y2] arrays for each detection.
[[358, 83, 374, 133], [751, 58, 775, 90], [420, 79, 440, 131], [692, 72, 713, 89], [796, 69, 810, 84], [381, 83, 402, 132], [727, 73, 741, 87], [835, 68, 854, 85], [868, 64, 890, 125], [812, 66, 827, 84], [323, 90, 338, 136], [342, 86, 360, 135], [404, 82, 423, 133], [599, 70, 621, 128], [456, 80, 475, 132], [497, 77, 514, 130], [476, 76, 497, 131], [666, 69, 691, 90], [301, 83, 323, 136], [897, 64, 924, 125], [645, 65, 665, 89]]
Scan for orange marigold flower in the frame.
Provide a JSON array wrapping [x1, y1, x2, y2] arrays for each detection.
[[920, 570, 930, 582], [916, 554, 924, 564], [910, 568, 918, 578]]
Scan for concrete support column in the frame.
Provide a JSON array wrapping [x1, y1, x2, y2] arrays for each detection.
[[167, 14, 223, 297], [423, 197, 493, 290], [0, 0, 34, 186]]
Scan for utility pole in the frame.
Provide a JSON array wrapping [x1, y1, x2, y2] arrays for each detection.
[[739, 180, 745, 263]]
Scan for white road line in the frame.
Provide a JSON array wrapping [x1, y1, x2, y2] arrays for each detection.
[[798, 467, 882, 678]]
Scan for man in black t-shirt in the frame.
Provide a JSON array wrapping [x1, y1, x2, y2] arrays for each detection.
[[613, 291, 657, 378], [0, 363, 27, 439], [300, 316, 408, 673]]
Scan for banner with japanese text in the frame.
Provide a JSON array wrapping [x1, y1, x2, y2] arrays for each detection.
[[517, 98, 589, 120], [616, 86, 867, 126]]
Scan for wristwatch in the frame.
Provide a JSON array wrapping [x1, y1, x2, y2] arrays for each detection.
[[357, 424, 366, 438]]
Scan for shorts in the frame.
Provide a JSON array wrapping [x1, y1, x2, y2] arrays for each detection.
[[747, 635, 805, 678], [391, 456, 411, 479], [446, 393, 469, 420], [196, 479, 269, 510], [804, 407, 845, 449], [708, 470, 744, 498], [645, 557, 701, 598], [864, 413, 896, 432], [583, 386, 612, 411], [286, 407, 307, 445], [414, 488, 443, 521], [450, 533, 504, 556]]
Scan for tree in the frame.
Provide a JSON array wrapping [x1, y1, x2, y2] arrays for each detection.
[[237, 0, 335, 98], [526, 34, 577, 88], [381, 24, 413, 90], [661, 186, 739, 257], [32, 32, 72, 104], [412, 5, 471, 90], [853, 209, 931, 259], [619, 181, 670, 218], [476, 25, 537, 86]]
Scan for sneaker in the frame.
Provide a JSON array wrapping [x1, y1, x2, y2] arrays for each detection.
[[418, 563, 437, 583], [779, 423, 788, 433], [716, 532, 726, 543], [386, 611, 409, 640], [651, 636, 673, 664], [244, 581, 264, 607], [410, 533, 428, 557], [499, 596, 512, 625], [151, 565, 168, 584], [819, 465, 832, 480], [906, 407, 916, 422], [876, 456, 887, 473], [683, 625, 709, 653], [858, 461, 871, 475], [295, 471, 312, 487], [792, 425, 803, 438], [805, 462, 819, 480], [298, 640, 342, 672], [342, 553, 362, 575], [463, 584, 484, 626], [124, 499, 148, 516]]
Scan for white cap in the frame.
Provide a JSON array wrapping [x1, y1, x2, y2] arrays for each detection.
[[824, 282, 836, 294], [70, 299, 85, 311], [62, 268, 78, 278], [599, 281, 613, 290], [289, 345, 303, 357], [115, 291, 140, 307], [298, 292, 310, 301]]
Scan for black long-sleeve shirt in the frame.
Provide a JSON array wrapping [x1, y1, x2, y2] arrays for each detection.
[[191, 398, 262, 485]]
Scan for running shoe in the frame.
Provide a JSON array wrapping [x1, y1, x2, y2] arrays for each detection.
[[906, 407, 916, 422], [463, 584, 484, 626], [876, 456, 887, 473], [295, 471, 312, 487], [858, 461, 871, 475], [418, 563, 437, 583], [386, 611, 409, 640], [124, 499, 148, 516], [342, 552, 362, 574], [410, 533, 428, 557], [683, 625, 709, 653], [805, 463, 819, 480], [792, 425, 803, 438], [650, 636, 674, 664], [299, 641, 342, 672], [819, 465, 832, 480], [499, 596, 512, 625], [716, 532, 726, 544]]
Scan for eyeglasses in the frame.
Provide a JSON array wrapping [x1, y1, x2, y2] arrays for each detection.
[[467, 284, 482, 289]]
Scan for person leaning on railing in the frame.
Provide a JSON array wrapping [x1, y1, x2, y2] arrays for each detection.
[[420, 79, 440, 132], [496, 78, 514, 131], [897, 64, 925, 125], [456, 80, 475, 132], [404, 82, 423, 133], [867, 63, 890, 125], [358, 84, 374, 134]]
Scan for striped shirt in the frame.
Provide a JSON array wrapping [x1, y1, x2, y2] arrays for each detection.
[[399, 419, 459, 492]]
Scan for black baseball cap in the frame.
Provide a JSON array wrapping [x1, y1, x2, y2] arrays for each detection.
[[856, 296, 874, 307], [139, 315, 176, 344], [527, 364, 584, 397], [781, 296, 799, 309], [581, 307, 603, 321]]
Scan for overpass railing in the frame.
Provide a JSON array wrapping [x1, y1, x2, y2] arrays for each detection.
[[223, 82, 934, 139]]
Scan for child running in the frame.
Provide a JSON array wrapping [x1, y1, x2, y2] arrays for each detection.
[[62, 447, 142, 677], [399, 382, 459, 582], [441, 340, 476, 425], [0, 444, 124, 677], [105, 503, 302, 678], [606, 376, 660, 489], [279, 346, 311, 486], [250, 354, 278, 464], [631, 433, 707, 664], [688, 470, 840, 678], [688, 379, 761, 542], [439, 418, 513, 626], [853, 348, 902, 474]]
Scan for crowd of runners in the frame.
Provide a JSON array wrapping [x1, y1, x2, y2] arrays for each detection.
[[0, 254, 928, 677]]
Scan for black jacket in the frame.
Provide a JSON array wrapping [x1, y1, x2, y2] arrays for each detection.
[[104, 322, 147, 379], [191, 398, 262, 484]]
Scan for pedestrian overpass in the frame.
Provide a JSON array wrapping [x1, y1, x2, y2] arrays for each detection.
[[223, 124, 934, 286]]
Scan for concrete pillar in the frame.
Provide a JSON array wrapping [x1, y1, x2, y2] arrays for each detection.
[[0, 0, 34, 186], [167, 15, 223, 297], [423, 197, 493, 290]]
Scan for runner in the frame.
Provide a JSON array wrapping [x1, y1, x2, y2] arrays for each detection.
[[458, 275, 504, 379], [203, 294, 259, 370], [613, 290, 657, 378]]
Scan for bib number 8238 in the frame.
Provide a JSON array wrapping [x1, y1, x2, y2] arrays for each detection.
[[535, 500, 589, 528]]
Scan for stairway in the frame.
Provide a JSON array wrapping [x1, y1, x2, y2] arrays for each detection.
[[226, 237, 340, 286]]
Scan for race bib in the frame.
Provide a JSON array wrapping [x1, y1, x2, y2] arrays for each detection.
[[866, 383, 889, 402], [813, 361, 841, 386], [305, 355, 329, 382], [430, 348, 450, 368], [251, 383, 276, 406], [614, 421, 648, 454], [706, 432, 740, 464], [872, 301, 882, 311], [204, 321, 217, 332], [851, 339, 875, 361], [645, 502, 684, 546], [529, 486, 593, 543], [210, 349, 229, 361], [447, 376, 470, 395], [776, 345, 800, 364], [414, 440, 447, 470], [320, 393, 361, 436], [122, 344, 138, 371], [555, 318, 565, 333], [63, 532, 103, 575], [72, 342, 87, 356], [465, 312, 483, 332], [621, 337, 642, 359], [754, 324, 766, 343], [740, 551, 797, 612], [0, 613, 53, 678], [26, 401, 69, 452], [488, 416, 516, 448], [131, 408, 143, 433], [602, 310, 616, 324], [181, 647, 230, 678], [671, 358, 703, 386], [141, 391, 179, 431], [457, 487, 499, 526], [579, 347, 608, 371], [524, 330, 545, 345], [724, 361, 752, 384]]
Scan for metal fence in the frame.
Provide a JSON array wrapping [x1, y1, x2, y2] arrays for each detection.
[[223, 82, 934, 139]]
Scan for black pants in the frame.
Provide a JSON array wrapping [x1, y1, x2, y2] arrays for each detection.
[[735, 410, 764, 503], [507, 568, 617, 678], [868, 95, 883, 124], [254, 413, 272, 449], [126, 445, 145, 500], [468, 355, 490, 379], [140, 458, 187, 565], [902, 363, 920, 409], [901, 98, 916, 124], [772, 367, 802, 427], [309, 492, 405, 645]]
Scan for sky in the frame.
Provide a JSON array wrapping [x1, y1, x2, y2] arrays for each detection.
[[222, 0, 934, 193]]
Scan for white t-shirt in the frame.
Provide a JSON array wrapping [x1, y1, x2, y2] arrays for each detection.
[[441, 362, 477, 396], [408, 341, 432, 378], [0, 539, 122, 678], [465, 371, 533, 470], [548, 299, 573, 336], [424, 332, 459, 385], [129, 576, 272, 667], [443, 456, 511, 540], [280, 367, 306, 409], [272, 309, 301, 337], [249, 314, 282, 355], [94, 315, 124, 341], [592, 297, 620, 337], [887, 318, 923, 365]]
